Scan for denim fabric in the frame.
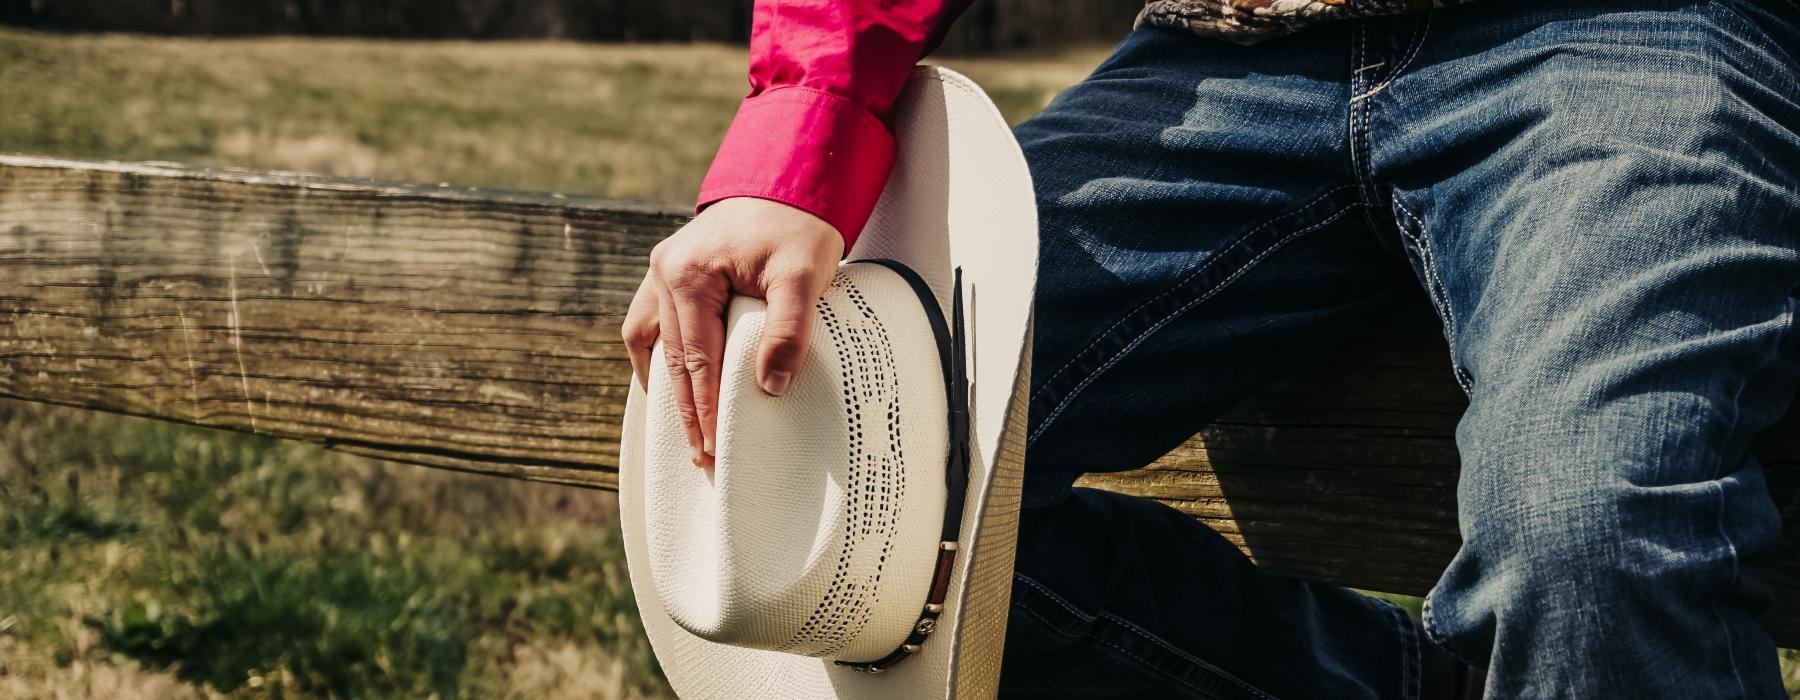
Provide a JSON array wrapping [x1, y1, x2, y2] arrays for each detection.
[[1003, 1, 1800, 697]]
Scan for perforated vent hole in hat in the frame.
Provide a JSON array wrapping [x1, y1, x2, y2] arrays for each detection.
[[776, 271, 906, 657]]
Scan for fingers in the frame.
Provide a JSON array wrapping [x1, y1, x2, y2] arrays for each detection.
[[630, 197, 843, 467], [655, 282, 708, 467], [668, 272, 728, 464], [757, 271, 822, 397], [622, 275, 659, 390]]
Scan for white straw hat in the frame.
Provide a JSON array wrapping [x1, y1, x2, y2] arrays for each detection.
[[618, 66, 1038, 698]]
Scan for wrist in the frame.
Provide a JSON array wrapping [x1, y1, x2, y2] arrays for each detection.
[[704, 196, 849, 259]]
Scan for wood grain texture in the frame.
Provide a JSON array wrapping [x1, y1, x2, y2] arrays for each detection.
[[0, 155, 680, 488], [4, 155, 1798, 644]]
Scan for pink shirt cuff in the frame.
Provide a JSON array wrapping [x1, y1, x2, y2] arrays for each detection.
[[697, 86, 897, 253]]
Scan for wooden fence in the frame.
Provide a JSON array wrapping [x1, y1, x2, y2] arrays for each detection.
[[3, 155, 1798, 645]]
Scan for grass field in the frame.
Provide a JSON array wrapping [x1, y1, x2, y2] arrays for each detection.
[[1, 26, 1796, 698], [0, 30, 1107, 202], [1, 402, 661, 698]]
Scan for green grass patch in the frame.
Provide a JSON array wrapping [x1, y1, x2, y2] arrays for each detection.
[[89, 543, 469, 696], [0, 401, 665, 697]]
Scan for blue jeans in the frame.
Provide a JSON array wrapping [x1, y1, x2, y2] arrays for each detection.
[[1003, 1, 1800, 697]]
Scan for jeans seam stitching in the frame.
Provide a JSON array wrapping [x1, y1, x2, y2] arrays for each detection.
[[1709, 367, 1757, 697], [1709, 551, 1749, 698], [1391, 205, 1455, 360], [1391, 602, 1421, 700], [1419, 593, 1482, 668], [1362, 97, 1377, 235], [1349, 24, 1369, 201], [1087, 633, 1237, 700], [1695, 277, 1800, 697], [1349, 23, 1386, 235], [1353, 12, 1431, 102], [1096, 612, 1278, 700], [1013, 573, 1277, 699], [1392, 198, 1473, 395], [1028, 182, 1357, 409], [1010, 585, 1088, 641], [1015, 572, 1092, 622], [1028, 203, 1359, 445], [1709, 345, 1751, 695]]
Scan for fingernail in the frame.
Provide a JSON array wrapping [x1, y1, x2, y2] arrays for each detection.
[[702, 434, 715, 456], [763, 371, 793, 396], [692, 448, 704, 466]]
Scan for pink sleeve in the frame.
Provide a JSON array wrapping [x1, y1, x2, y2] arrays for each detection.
[[697, 0, 973, 252]]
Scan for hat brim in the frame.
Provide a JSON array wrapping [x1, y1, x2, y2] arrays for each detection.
[[619, 65, 1038, 699]]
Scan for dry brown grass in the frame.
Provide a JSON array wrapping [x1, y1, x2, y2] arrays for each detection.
[[0, 33, 753, 202], [0, 636, 204, 700], [0, 30, 1109, 205]]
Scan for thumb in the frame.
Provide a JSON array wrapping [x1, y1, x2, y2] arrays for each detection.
[[756, 272, 824, 396]]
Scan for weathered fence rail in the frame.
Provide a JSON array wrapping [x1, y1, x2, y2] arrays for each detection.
[[4, 155, 1798, 645]]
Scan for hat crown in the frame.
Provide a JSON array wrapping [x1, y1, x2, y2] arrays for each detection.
[[642, 263, 950, 661]]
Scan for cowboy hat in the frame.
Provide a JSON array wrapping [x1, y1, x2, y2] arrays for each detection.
[[617, 66, 1038, 698]]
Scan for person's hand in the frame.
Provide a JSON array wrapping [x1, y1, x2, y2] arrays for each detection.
[[622, 197, 845, 467]]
